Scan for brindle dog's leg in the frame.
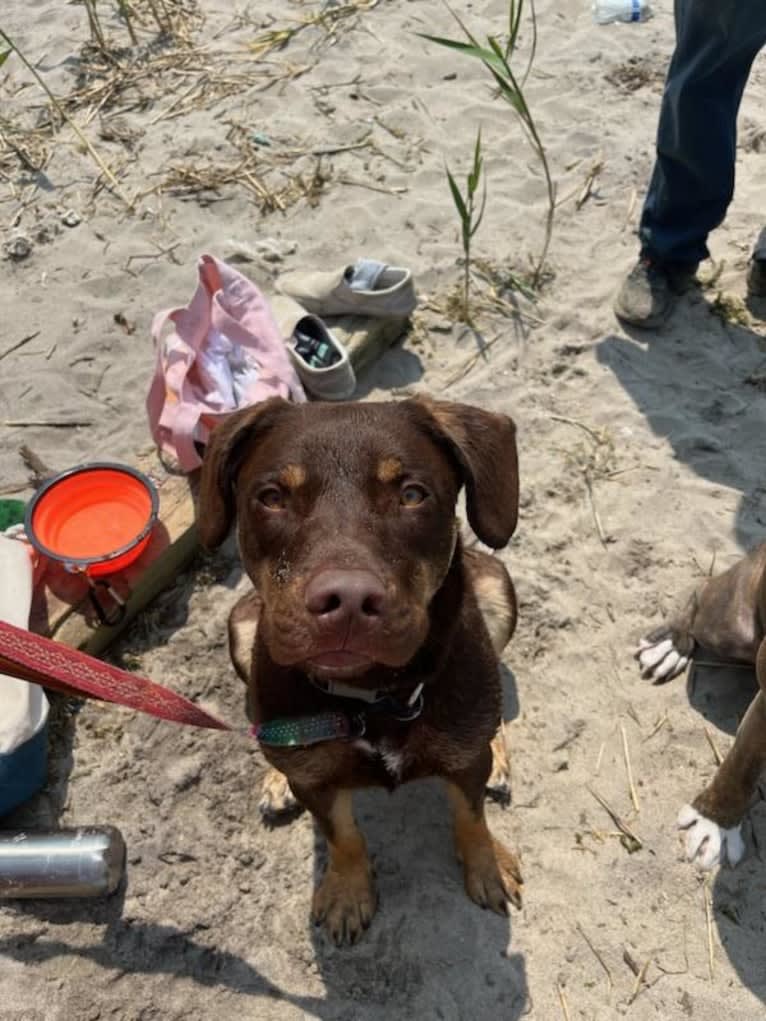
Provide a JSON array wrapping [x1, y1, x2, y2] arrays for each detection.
[[636, 543, 766, 683], [678, 636, 766, 869], [291, 784, 377, 945], [445, 746, 522, 913]]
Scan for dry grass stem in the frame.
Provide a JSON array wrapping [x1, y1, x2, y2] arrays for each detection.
[[703, 724, 725, 766], [704, 877, 715, 980], [576, 922, 613, 995], [644, 712, 669, 742], [620, 723, 640, 813], [629, 955, 653, 1004], [557, 982, 571, 1021], [575, 156, 604, 210], [553, 416, 616, 545], [0, 28, 132, 209], [588, 786, 643, 853], [337, 175, 407, 196], [250, 0, 379, 57], [623, 185, 637, 230], [584, 475, 608, 547]]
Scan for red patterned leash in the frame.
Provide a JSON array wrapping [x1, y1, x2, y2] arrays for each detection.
[[0, 619, 231, 731]]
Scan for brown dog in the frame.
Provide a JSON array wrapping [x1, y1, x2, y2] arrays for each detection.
[[636, 544, 766, 870], [198, 396, 522, 944]]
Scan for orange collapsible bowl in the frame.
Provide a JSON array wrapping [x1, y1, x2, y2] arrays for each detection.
[[25, 463, 159, 578]]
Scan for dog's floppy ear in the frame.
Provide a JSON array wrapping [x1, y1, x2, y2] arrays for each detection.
[[409, 396, 519, 549], [198, 397, 292, 549]]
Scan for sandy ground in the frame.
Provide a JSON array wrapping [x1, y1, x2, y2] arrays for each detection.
[[3, 0, 766, 1018]]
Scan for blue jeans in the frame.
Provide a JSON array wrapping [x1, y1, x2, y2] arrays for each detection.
[[639, 0, 766, 267]]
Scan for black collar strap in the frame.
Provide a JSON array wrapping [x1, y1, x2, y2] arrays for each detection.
[[312, 678, 424, 721]]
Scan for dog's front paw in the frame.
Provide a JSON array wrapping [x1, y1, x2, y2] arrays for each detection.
[[312, 861, 378, 946], [635, 628, 692, 683], [677, 804, 745, 869], [462, 838, 523, 914], [258, 768, 301, 823]]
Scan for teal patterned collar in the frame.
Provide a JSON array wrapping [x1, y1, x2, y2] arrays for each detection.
[[254, 681, 424, 748]]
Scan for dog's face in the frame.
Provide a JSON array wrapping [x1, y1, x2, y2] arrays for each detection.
[[198, 397, 518, 683]]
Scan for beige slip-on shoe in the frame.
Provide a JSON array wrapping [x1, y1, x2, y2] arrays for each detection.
[[277, 258, 417, 319], [270, 295, 356, 401]]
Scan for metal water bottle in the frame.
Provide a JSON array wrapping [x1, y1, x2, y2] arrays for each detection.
[[0, 827, 126, 898]]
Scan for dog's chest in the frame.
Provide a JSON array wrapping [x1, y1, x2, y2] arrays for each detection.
[[353, 737, 408, 781]]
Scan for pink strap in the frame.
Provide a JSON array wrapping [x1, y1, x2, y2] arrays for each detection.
[[0, 619, 231, 731]]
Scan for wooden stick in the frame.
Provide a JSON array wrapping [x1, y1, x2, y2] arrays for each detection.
[[19, 445, 53, 485], [0, 330, 41, 362], [2, 420, 93, 429]]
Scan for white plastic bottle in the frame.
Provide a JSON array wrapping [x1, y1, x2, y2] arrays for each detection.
[[0, 535, 49, 816], [593, 0, 652, 23]]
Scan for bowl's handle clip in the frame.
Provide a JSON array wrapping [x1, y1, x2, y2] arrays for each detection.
[[86, 577, 127, 627]]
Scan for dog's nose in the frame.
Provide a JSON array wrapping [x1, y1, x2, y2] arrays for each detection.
[[305, 570, 386, 622]]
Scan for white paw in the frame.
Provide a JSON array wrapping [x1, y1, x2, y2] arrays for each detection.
[[258, 769, 300, 822], [636, 635, 690, 682], [677, 804, 745, 869]]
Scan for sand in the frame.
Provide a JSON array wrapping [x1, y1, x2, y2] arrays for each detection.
[[2, 0, 766, 1018]]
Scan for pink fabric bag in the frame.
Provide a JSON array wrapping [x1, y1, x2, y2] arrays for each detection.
[[146, 254, 306, 472]]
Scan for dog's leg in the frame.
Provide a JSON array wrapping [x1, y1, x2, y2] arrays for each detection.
[[445, 748, 522, 913], [259, 767, 300, 822], [678, 636, 766, 869], [466, 550, 516, 805], [294, 785, 377, 945], [227, 589, 262, 684], [228, 592, 301, 822], [487, 724, 512, 805], [465, 548, 517, 654], [636, 543, 766, 683]]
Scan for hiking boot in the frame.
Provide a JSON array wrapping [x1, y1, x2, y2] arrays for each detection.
[[747, 228, 766, 298], [748, 259, 766, 298], [614, 257, 697, 329]]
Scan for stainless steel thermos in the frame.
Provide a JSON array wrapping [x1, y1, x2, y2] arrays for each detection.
[[0, 826, 126, 898]]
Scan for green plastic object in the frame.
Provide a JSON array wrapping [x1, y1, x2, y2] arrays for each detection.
[[0, 500, 26, 532]]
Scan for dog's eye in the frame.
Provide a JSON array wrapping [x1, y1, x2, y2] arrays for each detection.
[[400, 484, 427, 508], [257, 486, 286, 511]]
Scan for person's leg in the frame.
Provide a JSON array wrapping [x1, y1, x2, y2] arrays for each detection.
[[640, 0, 766, 266], [616, 0, 766, 327]]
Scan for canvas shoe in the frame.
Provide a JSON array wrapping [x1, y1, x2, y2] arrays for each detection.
[[270, 295, 356, 401], [614, 256, 697, 329], [278, 259, 417, 319]]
